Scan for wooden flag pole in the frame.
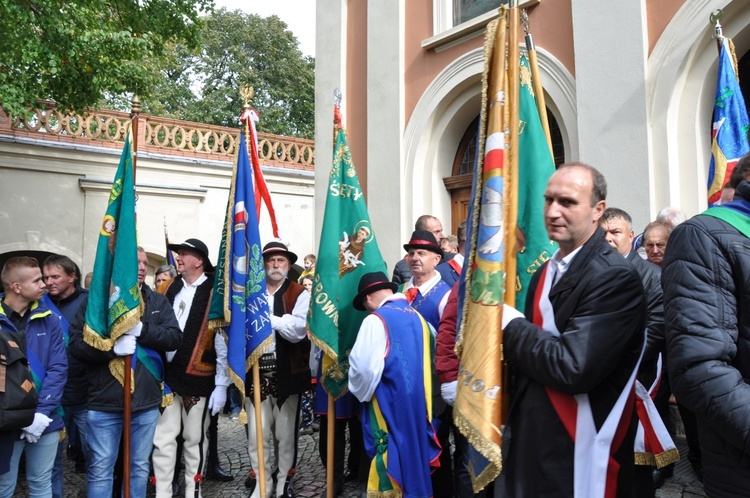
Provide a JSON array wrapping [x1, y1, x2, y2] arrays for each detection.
[[252, 362, 266, 498], [327, 393, 335, 498], [241, 87, 268, 498], [122, 94, 141, 498], [506, 1, 521, 309], [521, 10, 553, 158]]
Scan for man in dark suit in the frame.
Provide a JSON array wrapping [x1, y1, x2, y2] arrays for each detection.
[[500, 163, 646, 497]]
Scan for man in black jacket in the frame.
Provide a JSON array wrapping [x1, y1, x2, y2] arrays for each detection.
[[663, 170, 750, 498], [69, 247, 182, 497], [500, 163, 646, 497], [43, 254, 90, 495], [599, 207, 677, 496]]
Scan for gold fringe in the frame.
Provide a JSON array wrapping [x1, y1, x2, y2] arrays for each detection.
[[59, 428, 67, 443], [309, 332, 338, 366], [108, 301, 145, 344], [454, 406, 503, 493], [634, 452, 656, 467], [654, 447, 680, 469], [207, 318, 229, 331], [366, 489, 402, 497], [228, 363, 251, 425], [161, 392, 174, 408], [83, 324, 114, 351], [634, 447, 680, 469], [108, 357, 135, 393], [244, 335, 274, 376]]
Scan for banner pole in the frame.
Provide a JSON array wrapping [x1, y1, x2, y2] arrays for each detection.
[[252, 362, 266, 498], [326, 393, 335, 498], [121, 95, 141, 498]]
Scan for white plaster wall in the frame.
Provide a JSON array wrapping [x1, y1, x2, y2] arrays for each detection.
[[571, 0, 652, 232], [649, 0, 750, 218], [367, 0, 406, 269], [0, 138, 314, 275]]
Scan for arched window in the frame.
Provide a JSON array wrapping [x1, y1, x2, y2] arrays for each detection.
[[442, 107, 565, 232]]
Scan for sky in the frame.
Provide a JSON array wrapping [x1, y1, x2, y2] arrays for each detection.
[[212, 0, 317, 57]]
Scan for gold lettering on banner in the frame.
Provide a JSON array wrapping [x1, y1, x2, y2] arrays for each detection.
[[459, 366, 501, 400]]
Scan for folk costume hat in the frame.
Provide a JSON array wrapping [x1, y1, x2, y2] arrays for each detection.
[[262, 241, 298, 265], [167, 238, 214, 272], [403, 230, 442, 255], [353, 271, 398, 311]]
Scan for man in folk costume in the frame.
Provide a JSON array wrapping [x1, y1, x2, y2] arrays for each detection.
[[348, 271, 441, 497], [500, 163, 646, 497], [599, 208, 679, 497], [246, 242, 311, 498], [69, 247, 182, 497], [152, 238, 231, 498], [399, 229, 452, 497]]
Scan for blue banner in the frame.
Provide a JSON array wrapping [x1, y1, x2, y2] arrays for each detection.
[[707, 38, 750, 204]]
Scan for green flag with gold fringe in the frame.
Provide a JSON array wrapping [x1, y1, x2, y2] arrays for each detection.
[[307, 100, 386, 398], [84, 131, 143, 363]]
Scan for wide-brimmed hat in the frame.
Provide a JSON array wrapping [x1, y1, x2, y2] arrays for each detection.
[[352, 271, 398, 311], [167, 238, 214, 272], [262, 241, 298, 265], [403, 230, 442, 255]]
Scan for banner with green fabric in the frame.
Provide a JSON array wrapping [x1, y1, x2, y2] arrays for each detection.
[[83, 131, 143, 354], [515, 54, 557, 311], [307, 101, 386, 398]]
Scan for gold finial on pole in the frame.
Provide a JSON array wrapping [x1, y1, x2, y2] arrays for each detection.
[[130, 94, 141, 116], [240, 85, 255, 109]]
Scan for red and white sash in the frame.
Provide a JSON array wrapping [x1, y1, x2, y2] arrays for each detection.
[[532, 264, 644, 498], [633, 354, 679, 468]]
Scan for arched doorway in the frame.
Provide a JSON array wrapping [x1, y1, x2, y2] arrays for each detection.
[[442, 109, 565, 234]]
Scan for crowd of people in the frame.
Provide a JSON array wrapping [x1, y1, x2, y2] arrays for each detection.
[[1, 156, 749, 498]]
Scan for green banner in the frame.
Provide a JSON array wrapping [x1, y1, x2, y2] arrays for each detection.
[[84, 131, 142, 350], [515, 54, 557, 311], [307, 108, 386, 398]]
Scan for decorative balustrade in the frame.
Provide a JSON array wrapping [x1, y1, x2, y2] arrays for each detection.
[[2, 104, 314, 170]]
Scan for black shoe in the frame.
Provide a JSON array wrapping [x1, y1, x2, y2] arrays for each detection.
[[205, 461, 234, 481], [343, 467, 358, 482], [652, 469, 668, 489], [280, 472, 296, 498], [245, 470, 257, 490]]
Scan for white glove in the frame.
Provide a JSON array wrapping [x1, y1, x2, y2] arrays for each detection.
[[125, 322, 143, 337], [207, 386, 227, 416], [21, 429, 39, 444], [22, 413, 53, 442], [502, 304, 525, 328], [441, 381, 458, 406], [113, 334, 137, 356]]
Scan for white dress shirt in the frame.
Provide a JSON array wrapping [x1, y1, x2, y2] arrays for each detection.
[[266, 282, 310, 352], [348, 293, 406, 402]]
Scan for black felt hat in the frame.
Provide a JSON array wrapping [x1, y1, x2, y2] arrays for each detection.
[[352, 272, 398, 311], [402, 230, 442, 255], [167, 238, 214, 272], [262, 241, 298, 265]]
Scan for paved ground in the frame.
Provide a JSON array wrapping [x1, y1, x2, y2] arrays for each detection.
[[12, 414, 704, 497]]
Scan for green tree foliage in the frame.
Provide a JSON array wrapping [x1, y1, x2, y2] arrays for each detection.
[[0, 0, 213, 117], [141, 9, 315, 139]]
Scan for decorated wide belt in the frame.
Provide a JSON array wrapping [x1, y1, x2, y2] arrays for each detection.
[[258, 352, 277, 373]]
